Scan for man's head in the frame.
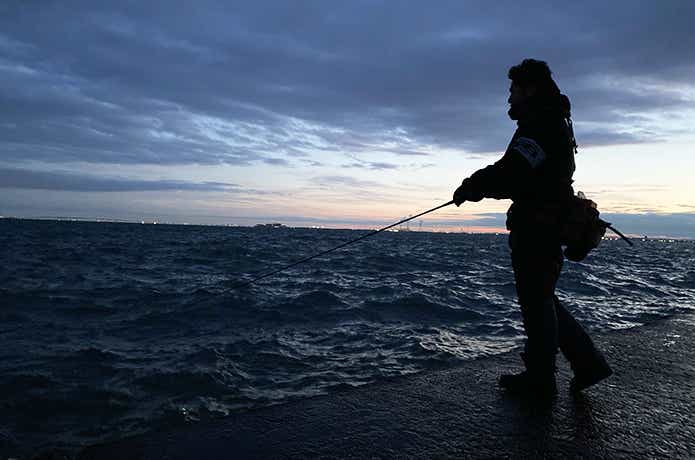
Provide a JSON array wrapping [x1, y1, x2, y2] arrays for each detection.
[[507, 58, 560, 121]]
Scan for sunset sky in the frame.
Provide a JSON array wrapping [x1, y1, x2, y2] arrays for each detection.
[[1, 1, 694, 237]]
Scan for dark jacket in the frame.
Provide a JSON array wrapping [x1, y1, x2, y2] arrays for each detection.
[[466, 103, 577, 233]]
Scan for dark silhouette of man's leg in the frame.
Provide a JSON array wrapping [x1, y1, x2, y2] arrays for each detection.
[[509, 234, 561, 389], [554, 296, 612, 389]]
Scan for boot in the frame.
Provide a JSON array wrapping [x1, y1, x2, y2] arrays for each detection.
[[499, 352, 557, 398], [499, 370, 558, 398]]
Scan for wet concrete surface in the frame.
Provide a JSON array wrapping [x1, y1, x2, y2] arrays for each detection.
[[79, 315, 695, 459]]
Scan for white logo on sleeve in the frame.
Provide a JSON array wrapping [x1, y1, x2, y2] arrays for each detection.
[[513, 137, 546, 168]]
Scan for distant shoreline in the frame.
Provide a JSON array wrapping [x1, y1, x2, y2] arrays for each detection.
[[2, 215, 692, 240], [0, 215, 502, 234]]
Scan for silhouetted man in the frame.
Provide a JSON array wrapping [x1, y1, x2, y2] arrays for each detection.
[[453, 59, 612, 398]]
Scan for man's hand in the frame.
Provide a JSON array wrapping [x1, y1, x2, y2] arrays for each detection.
[[453, 179, 483, 206]]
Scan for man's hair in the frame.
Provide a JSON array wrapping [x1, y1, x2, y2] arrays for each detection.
[[508, 58, 559, 95], [509, 58, 576, 149]]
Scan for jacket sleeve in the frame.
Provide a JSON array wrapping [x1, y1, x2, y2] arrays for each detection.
[[466, 140, 539, 200]]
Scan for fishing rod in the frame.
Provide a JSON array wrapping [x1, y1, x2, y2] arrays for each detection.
[[237, 200, 455, 288], [606, 225, 633, 246], [236, 199, 634, 288]]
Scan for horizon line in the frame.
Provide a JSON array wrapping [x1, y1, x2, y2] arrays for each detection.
[[2, 215, 692, 241]]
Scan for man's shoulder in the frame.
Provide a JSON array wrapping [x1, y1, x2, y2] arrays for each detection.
[[509, 134, 546, 169], [512, 121, 568, 154]]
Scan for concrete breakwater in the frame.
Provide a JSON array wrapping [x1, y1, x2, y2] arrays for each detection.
[[79, 314, 695, 459]]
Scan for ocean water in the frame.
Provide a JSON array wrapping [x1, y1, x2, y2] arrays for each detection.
[[1, 219, 694, 456]]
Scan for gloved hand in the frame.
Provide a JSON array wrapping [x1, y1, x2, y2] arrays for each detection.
[[453, 178, 483, 206]]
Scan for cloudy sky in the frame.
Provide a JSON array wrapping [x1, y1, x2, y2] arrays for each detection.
[[1, 1, 694, 236]]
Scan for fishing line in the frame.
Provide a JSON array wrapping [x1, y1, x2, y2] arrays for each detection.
[[235, 199, 633, 289], [236, 200, 455, 288]]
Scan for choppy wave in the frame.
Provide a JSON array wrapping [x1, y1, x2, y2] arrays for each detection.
[[1, 219, 693, 455]]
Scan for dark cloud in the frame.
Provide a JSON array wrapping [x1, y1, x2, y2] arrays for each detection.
[[311, 175, 382, 188], [262, 157, 291, 166], [0, 167, 240, 192], [0, 1, 693, 169], [342, 161, 400, 170], [364, 162, 398, 170]]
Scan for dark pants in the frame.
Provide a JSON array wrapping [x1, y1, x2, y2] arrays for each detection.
[[509, 231, 608, 377]]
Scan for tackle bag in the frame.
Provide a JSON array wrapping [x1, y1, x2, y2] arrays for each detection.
[[560, 191, 610, 261]]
